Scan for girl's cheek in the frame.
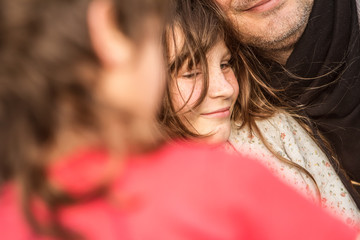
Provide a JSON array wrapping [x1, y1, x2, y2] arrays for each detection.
[[172, 80, 203, 111], [225, 71, 239, 97]]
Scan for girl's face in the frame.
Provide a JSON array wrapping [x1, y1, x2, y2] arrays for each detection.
[[171, 40, 239, 144]]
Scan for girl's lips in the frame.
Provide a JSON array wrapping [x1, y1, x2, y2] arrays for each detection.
[[242, 0, 282, 13], [201, 107, 231, 118]]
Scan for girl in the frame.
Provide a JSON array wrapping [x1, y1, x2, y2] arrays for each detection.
[[0, 0, 357, 239], [160, 0, 360, 228]]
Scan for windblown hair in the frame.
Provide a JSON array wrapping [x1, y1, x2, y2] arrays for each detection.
[[0, 0, 167, 238], [159, 0, 322, 198]]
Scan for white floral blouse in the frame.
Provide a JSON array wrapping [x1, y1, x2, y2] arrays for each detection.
[[227, 112, 360, 229]]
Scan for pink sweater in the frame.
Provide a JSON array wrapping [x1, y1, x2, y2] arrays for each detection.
[[0, 142, 357, 239]]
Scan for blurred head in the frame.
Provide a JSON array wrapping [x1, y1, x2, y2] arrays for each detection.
[[0, 0, 167, 182], [90, 0, 165, 121], [214, 0, 314, 55]]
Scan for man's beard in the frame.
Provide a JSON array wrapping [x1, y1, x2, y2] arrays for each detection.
[[235, 0, 313, 53]]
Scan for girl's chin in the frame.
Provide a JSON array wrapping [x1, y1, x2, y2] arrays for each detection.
[[201, 127, 231, 145]]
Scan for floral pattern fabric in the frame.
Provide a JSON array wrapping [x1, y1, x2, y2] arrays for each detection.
[[227, 112, 360, 229]]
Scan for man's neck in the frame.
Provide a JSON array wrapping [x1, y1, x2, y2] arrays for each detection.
[[262, 47, 294, 65], [258, 19, 308, 66]]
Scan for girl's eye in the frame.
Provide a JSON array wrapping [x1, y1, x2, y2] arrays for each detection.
[[220, 61, 231, 70], [182, 71, 201, 79]]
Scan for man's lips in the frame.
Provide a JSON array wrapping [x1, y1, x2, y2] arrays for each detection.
[[239, 0, 281, 12], [242, 0, 270, 10], [201, 107, 231, 118]]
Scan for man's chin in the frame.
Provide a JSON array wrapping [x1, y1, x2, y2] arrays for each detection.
[[228, 0, 313, 52]]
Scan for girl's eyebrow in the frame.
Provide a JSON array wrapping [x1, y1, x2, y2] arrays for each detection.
[[176, 60, 199, 76], [222, 50, 231, 59]]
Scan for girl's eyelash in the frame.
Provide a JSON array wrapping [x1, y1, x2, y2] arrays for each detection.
[[220, 60, 232, 69], [182, 71, 201, 78], [180, 57, 232, 78]]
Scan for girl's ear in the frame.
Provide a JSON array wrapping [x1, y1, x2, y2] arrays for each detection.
[[87, 0, 133, 68]]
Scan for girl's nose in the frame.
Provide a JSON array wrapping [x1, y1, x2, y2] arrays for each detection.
[[208, 68, 235, 99]]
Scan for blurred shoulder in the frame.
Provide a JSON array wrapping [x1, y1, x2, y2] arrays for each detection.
[[127, 140, 266, 178]]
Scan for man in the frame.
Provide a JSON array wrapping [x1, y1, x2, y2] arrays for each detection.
[[216, 0, 314, 64], [215, 0, 360, 198]]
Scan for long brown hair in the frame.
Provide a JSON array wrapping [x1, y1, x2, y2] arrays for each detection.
[[0, 0, 167, 238], [159, 0, 321, 198]]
